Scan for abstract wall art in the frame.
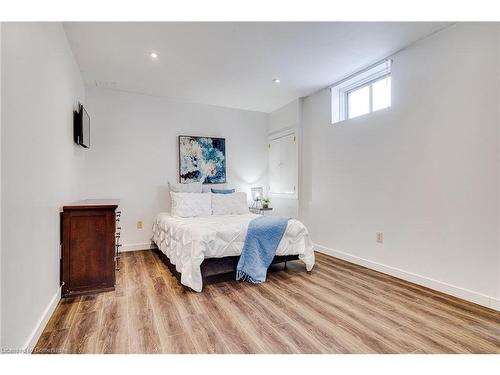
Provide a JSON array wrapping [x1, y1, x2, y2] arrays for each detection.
[[178, 135, 226, 184]]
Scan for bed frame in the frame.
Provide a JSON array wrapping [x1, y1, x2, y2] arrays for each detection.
[[153, 247, 299, 289]]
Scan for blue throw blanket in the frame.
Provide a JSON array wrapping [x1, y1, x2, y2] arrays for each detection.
[[236, 216, 289, 284]]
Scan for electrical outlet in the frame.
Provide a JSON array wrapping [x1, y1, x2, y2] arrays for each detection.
[[137, 221, 143, 229], [376, 232, 384, 243]]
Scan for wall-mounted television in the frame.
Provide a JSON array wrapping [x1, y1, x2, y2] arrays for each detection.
[[73, 103, 90, 148]]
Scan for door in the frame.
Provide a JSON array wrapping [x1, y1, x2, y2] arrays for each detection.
[[269, 133, 298, 197]]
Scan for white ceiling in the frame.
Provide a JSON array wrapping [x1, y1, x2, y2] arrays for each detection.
[[64, 22, 450, 113]]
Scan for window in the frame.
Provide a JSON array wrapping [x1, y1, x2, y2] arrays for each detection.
[[331, 60, 392, 124], [372, 75, 391, 111], [347, 75, 391, 120], [347, 84, 370, 119]]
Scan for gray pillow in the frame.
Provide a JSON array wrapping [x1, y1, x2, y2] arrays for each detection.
[[211, 188, 235, 194], [168, 181, 203, 193]]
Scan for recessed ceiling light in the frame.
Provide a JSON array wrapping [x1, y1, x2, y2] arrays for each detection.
[[150, 52, 158, 59], [273, 78, 281, 83]]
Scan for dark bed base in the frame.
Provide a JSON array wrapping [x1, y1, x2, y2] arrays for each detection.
[[152, 247, 299, 289]]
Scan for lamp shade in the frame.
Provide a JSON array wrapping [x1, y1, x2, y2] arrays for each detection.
[[251, 187, 263, 201]]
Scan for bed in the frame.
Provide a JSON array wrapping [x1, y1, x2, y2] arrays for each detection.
[[152, 212, 315, 291]]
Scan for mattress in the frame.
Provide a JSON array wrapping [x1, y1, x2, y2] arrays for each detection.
[[152, 213, 315, 291]]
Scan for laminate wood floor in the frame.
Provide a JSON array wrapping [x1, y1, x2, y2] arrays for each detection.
[[34, 250, 500, 354]]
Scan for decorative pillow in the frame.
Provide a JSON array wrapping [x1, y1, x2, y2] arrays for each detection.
[[168, 181, 202, 193], [211, 188, 235, 194], [211, 192, 249, 215], [201, 184, 213, 193], [170, 192, 211, 217]]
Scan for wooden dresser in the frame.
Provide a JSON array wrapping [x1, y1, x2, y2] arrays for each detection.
[[61, 199, 120, 297]]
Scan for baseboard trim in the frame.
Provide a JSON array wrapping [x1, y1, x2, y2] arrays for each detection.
[[121, 242, 156, 252], [491, 298, 500, 312], [24, 287, 61, 353], [315, 244, 500, 312]]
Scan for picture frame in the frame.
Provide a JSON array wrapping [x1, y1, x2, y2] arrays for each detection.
[[178, 135, 226, 184]]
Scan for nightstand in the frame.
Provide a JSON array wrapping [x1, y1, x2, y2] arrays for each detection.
[[249, 207, 273, 215]]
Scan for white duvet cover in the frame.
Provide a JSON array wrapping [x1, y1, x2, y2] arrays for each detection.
[[152, 213, 315, 291]]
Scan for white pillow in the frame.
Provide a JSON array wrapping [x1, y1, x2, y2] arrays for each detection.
[[211, 192, 249, 215], [169, 181, 202, 193], [170, 192, 211, 217]]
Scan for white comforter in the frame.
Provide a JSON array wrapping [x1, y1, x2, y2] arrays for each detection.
[[152, 213, 315, 291]]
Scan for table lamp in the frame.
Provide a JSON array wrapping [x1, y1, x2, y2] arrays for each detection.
[[251, 187, 263, 208]]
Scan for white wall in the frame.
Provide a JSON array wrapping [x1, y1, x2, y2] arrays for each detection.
[[1, 23, 86, 349], [85, 88, 268, 250], [301, 23, 500, 308], [268, 99, 301, 218], [0, 22, 3, 347], [269, 99, 302, 134]]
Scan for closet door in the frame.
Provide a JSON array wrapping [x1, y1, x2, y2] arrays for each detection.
[[279, 133, 297, 195], [269, 133, 297, 197], [269, 136, 283, 194]]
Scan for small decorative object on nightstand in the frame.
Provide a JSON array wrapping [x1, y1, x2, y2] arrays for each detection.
[[249, 207, 273, 215], [261, 196, 270, 209]]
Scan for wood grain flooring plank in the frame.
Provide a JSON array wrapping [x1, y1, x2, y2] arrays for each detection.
[[148, 276, 185, 338], [198, 287, 266, 353], [34, 250, 500, 354], [269, 277, 403, 353], [230, 283, 328, 353], [161, 333, 197, 354], [96, 295, 129, 354], [309, 262, 500, 352], [289, 273, 460, 353], [256, 282, 362, 353], [273, 274, 419, 353], [216, 290, 297, 353], [33, 329, 70, 354], [43, 296, 80, 332], [66, 310, 100, 354], [183, 313, 230, 354], [77, 294, 102, 315], [127, 288, 162, 354]]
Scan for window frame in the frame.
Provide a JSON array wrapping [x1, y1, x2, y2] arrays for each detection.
[[345, 73, 391, 120], [331, 59, 392, 124]]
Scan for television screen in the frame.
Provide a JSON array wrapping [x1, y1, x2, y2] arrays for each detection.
[[80, 106, 90, 148]]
